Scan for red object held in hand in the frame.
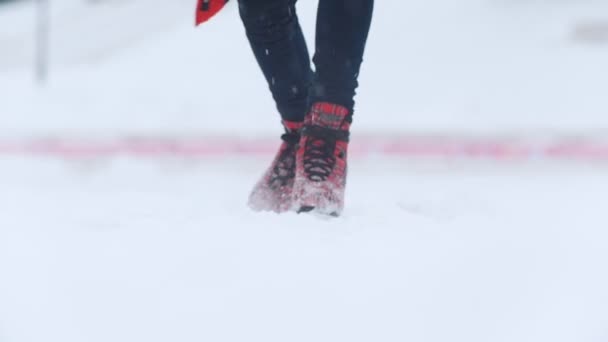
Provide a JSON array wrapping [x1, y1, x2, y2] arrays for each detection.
[[195, 0, 229, 26]]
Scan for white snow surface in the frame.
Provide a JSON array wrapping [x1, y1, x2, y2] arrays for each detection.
[[1, 158, 608, 342], [1, 0, 608, 341]]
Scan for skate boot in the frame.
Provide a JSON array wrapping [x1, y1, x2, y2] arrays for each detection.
[[248, 120, 303, 213], [293, 102, 352, 217]]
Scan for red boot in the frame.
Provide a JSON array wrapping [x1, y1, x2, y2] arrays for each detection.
[[293, 102, 351, 217], [248, 120, 303, 213]]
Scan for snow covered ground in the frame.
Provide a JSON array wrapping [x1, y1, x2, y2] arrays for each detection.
[[1, 0, 608, 341], [1, 158, 608, 342]]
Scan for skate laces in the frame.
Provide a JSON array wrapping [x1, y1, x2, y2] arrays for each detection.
[[302, 126, 349, 182], [268, 131, 299, 188]]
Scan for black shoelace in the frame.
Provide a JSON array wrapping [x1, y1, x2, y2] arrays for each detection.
[[268, 131, 300, 188], [302, 126, 349, 182]]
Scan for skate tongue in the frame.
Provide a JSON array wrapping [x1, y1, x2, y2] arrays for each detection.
[[308, 102, 351, 130]]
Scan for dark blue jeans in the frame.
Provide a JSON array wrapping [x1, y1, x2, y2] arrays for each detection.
[[238, 0, 374, 122]]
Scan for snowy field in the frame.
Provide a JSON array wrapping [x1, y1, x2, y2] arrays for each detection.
[[1, 0, 608, 341], [1, 158, 607, 342]]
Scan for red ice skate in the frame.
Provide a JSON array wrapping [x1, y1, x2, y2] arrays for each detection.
[[293, 102, 352, 217], [248, 120, 303, 213]]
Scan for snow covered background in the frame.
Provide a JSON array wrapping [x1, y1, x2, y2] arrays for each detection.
[[1, 0, 608, 341]]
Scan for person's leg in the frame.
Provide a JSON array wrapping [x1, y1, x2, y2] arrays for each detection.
[[310, 0, 374, 115], [240, 0, 313, 212], [293, 0, 374, 216], [238, 0, 313, 122]]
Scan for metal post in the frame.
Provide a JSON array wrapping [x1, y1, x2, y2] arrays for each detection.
[[35, 0, 50, 84]]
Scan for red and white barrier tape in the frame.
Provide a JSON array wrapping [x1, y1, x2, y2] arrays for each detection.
[[1, 136, 608, 162]]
